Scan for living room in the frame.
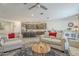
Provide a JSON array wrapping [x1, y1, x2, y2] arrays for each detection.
[[0, 3, 79, 56]]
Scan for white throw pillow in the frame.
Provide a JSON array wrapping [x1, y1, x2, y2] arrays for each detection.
[[44, 32, 49, 38]]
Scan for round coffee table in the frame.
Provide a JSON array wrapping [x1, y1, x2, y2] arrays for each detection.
[[32, 42, 51, 55]]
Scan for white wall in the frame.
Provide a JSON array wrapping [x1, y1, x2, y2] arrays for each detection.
[[9, 15, 79, 33], [0, 18, 21, 33], [46, 15, 79, 31], [0, 15, 79, 33], [0, 18, 14, 33]]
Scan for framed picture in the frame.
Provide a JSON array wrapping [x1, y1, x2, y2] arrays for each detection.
[[21, 22, 47, 29]]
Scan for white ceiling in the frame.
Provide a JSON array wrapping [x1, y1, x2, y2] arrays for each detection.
[[0, 3, 79, 21]]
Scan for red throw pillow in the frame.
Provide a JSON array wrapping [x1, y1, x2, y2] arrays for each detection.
[[49, 32, 57, 37], [8, 33, 15, 39]]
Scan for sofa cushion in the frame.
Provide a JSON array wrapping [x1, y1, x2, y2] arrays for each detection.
[[42, 38, 61, 46], [56, 31, 62, 39], [50, 36, 56, 39]]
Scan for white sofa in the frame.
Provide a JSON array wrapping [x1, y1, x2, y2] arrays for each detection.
[[40, 31, 64, 51], [0, 33, 24, 52], [41, 37, 64, 51], [40, 31, 79, 56], [0, 38, 24, 52]]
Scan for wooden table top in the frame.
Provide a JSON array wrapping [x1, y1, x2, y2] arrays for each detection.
[[32, 42, 51, 54]]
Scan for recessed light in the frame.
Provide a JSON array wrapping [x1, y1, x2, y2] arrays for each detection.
[[32, 14, 34, 16], [40, 13, 43, 15]]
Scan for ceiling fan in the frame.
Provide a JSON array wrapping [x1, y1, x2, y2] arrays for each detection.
[[28, 3, 48, 10]]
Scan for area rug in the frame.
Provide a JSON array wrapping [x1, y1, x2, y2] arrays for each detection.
[[14, 47, 57, 56], [0, 47, 69, 56]]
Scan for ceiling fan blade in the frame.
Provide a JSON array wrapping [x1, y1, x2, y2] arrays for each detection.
[[24, 3, 27, 5], [40, 5, 48, 10], [29, 3, 39, 10]]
